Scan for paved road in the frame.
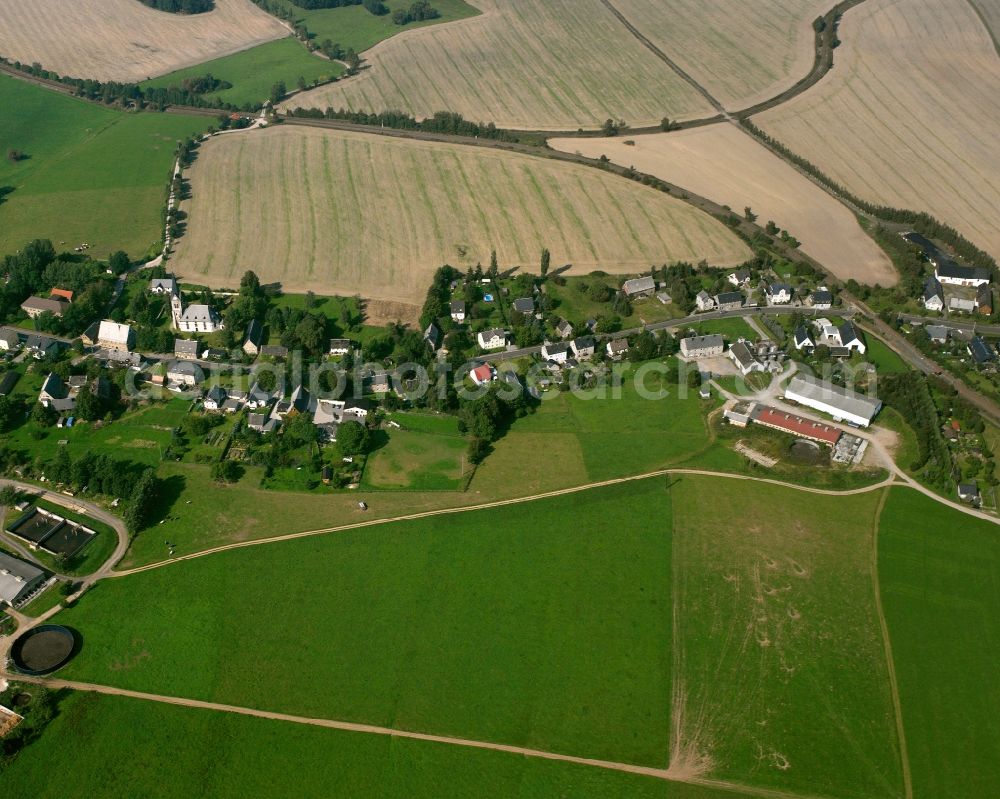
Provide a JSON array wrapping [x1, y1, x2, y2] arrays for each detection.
[[899, 313, 1000, 336]]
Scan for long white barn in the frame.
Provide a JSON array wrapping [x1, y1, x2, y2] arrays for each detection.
[[783, 374, 882, 428]]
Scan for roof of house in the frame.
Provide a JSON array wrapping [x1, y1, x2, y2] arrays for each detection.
[[696, 290, 713, 302], [810, 289, 833, 304], [0, 327, 20, 347], [244, 319, 263, 347], [259, 345, 288, 358], [25, 334, 58, 351], [150, 277, 177, 291], [50, 288, 74, 302], [423, 323, 440, 345], [471, 364, 493, 382], [40, 372, 68, 399], [838, 320, 863, 345], [0, 551, 44, 604], [166, 361, 203, 381], [968, 336, 995, 363], [556, 319, 573, 335], [923, 275, 944, 302], [572, 335, 596, 351], [731, 269, 751, 281], [622, 276, 656, 295], [329, 338, 352, 351], [450, 300, 466, 313], [766, 283, 792, 295], [512, 297, 534, 313], [681, 334, 724, 350], [925, 324, 949, 341], [21, 296, 68, 315], [785, 374, 882, 421], [936, 261, 991, 282], [958, 481, 980, 496], [543, 342, 570, 357], [794, 326, 813, 346], [728, 341, 759, 370], [0, 371, 19, 396], [607, 338, 629, 353], [478, 327, 506, 341], [715, 291, 744, 305], [205, 385, 227, 404], [98, 320, 132, 346], [174, 339, 199, 356]]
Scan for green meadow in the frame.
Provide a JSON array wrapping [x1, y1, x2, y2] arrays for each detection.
[[273, 0, 479, 55], [0, 76, 207, 259], [56, 478, 676, 767], [0, 692, 744, 799], [142, 38, 342, 108], [878, 488, 1000, 798], [363, 412, 467, 490]]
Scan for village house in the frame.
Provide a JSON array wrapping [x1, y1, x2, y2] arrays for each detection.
[[555, 319, 574, 340], [968, 336, 995, 366], [958, 481, 981, 504], [21, 296, 68, 319], [166, 361, 203, 387], [245, 382, 275, 410], [470, 363, 496, 386], [328, 339, 352, 356], [977, 285, 993, 315], [0, 327, 20, 351], [765, 283, 793, 305], [808, 288, 833, 309], [793, 326, 814, 351], [923, 276, 945, 311], [149, 276, 178, 295], [477, 328, 507, 350], [24, 334, 60, 359], [512, 297, 534, 316], [925, 325, 949, 344], [679, 334, 724, 359], [247, 412, 280, 434], [606, 338, 629, 360], [243, 320, 263, 356], [935, 261, 991, 288], [450, 300, 466, 323], [728, 269, 751, 288], [80, 321, 101, 347], [837, 321, 866, 354], [728, 340, 763, 375], [622, 275, 656, 299], [365, 372, 392, 395], [715, 291, 744, 312], [50, 288, 73, 303], [423, 323, 440, 350], [174, 339, 199, 360], [39, 372, 76, 412], [542, 341, 570, 364], [571, 335, 596, 360], [695, 291, 715, 311], [203, 385, 227, 411], [97, 320, 134, 352], [259, 344, 288, 359]]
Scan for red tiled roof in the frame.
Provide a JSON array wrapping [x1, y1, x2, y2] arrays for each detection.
[[50, 288, 74, 301], [471, 364, 493, 383], [755, 407, 841, 445]]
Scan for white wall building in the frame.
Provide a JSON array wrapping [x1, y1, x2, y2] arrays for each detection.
[[783, 374, 882, 427]]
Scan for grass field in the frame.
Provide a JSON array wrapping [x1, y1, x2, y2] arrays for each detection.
[[550, 126, 897, 286], [865, 335, 909, 374], [142, 38, 342, 108], [669, 477, 903, 797], [284, 0, 716, 129], [877, 488, 1000, 797], [274, 0, 480, 54], [170, 126, 749, 306], [0, 692, 748, 799], [363, 413, 467, 491], [613, 0, 829, 110], [0, 0, 285, 83], [756, 0, 1000, 262], [0, 75, 207, 259], [55, 478, 677, 767]]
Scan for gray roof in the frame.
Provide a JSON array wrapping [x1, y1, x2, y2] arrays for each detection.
[[811, 289, 833, 304], [450, 300, 466, 313], [729, 341, 758, 369], [607, 338, 629, 353], [572, 335, 596, 351], [0, 327, 20, 347], [968, 336, 995, 363], [512, 297, 534, 313], [767, 283, 792, 295], [0, 370, 19, 396], [838, 321, 863, 346], [923, 276, 944, 302], [681, 334, 724, 350], [21, 296, 68, 315], [794, 326, 813, 346], [179, 304, 219, 324], [622, 276, 656, 295], [936, 261, 991, 282], [715, 291, 744, 305], [925, 324, 949, 342], [174, 339, 199, 356], [0, 551, 45, 605], [785, 374, 882, 422], [205, 385, 226, 404], [260, 345, 288, 358], [543, 342, 570, 357], [244, 319, 263, 347]]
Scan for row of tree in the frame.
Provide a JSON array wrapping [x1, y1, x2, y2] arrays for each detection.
[[140, 0, 214, 12]]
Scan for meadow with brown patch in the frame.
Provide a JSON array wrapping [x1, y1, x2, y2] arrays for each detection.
[[0, 0, 286, 83], [169, 126, 749, 304], [550, 125, 898, 285], [755, 0, 1000, 262]]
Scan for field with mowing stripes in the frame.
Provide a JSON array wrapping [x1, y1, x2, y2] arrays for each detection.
[[550, 126, 897, 285], [0, 0, 286, 83], [877, 489, 1000, 798], [283, 0, 716, 130], [756, 0, 1000, 262], [170, 126, 749, 305], [612, 0, 829, 110]]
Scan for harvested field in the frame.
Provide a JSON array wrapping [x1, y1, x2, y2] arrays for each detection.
[[283, 0, 716, 130], [755, 0, 1000, 262], [0, 0, 286, 83], [613, 0, 830, 110], [170, 126, 749, 305], [550, 126, 897, 285]]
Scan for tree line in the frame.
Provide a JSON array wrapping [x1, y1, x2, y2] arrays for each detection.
[[140, 0, 214, 12]]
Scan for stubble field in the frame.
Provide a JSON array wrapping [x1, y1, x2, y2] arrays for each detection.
[[755, 0, 1000, 262], [612, 0, 830, 110], [550, 125, 898, 285], [169, 126, 750, 305], [283, 0, 716, 130], [0, 0, 286, 83]]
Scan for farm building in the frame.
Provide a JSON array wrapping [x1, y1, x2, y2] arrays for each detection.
[[0, 370, 20, 397], [622, 276, 655, 298], [935, 261, 990, 287], [977, 285, 993, 315], [728, 341, 763, 375], [0, 552, 45, 607], [21, 296, 68, 318], [680, 334, 724, 359], [259, 345, 288, 359], [97, 320, 134, 352], [784, 374, 882, 427], [752, 405, 842, 446]]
